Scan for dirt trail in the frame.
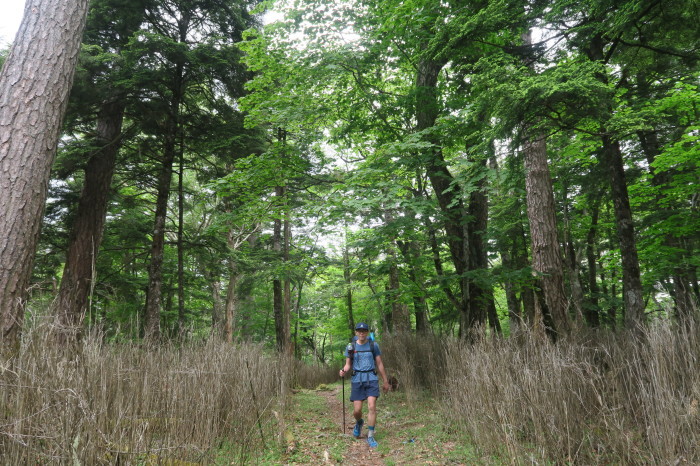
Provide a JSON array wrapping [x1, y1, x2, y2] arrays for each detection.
[[317, 385, 385, 465], [282, 383, 472, 465]]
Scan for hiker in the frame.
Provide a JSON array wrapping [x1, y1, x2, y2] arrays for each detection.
[[339, 322, 391, 448]]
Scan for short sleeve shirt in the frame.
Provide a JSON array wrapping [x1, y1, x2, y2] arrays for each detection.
[[344, 341, 381, 383]]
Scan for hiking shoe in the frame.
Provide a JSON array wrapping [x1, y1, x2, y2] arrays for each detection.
[[367, 436, 378, 448], [353, 419, 364, 438]]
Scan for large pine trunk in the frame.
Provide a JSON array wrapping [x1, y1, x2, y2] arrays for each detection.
[[522, 132, 570, 336], [53, 100, 126, 340], [0, 0, 89, 355]]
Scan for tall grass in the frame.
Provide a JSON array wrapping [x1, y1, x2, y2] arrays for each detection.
[[442, 322, 700, 464], [0, 323, 285, 463], [379, 331, 448, 398], [379, 322, 700, 463], [293, 359, 339, 389]]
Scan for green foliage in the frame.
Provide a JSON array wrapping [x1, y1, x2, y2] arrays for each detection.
[[30, 0, 700, 345]]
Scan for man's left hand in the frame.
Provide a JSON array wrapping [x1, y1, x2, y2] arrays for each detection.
[[382, 381, 391, 393]]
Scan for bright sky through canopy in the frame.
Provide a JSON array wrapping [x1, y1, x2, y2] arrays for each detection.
[[0, 0, 27, 47]]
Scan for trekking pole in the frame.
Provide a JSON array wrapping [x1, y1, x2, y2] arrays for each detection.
[[341, 371, 346, 434]]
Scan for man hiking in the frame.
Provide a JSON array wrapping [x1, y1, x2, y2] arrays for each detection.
[[339, 322, 391, 448]]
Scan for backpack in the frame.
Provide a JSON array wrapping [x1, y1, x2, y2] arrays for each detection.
[[348, 337, 378, 375]]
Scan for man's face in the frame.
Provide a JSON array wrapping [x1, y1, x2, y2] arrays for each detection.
[[356, 329, 368, 337]]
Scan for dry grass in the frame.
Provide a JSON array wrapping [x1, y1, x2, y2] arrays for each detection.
[[442, 321, 700, 464], [379, 332, 448, 398], [0, 322, 285, 464], [293, 359, 339, 389], [5, 320, 698, 464]]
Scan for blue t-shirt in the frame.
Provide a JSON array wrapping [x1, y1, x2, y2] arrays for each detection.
[[344, 341, 381, 383]]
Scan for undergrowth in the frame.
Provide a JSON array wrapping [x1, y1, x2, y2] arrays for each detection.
[[381, 321, 700, 464]]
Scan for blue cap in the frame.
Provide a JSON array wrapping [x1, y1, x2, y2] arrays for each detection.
[[355, 322, 369, 330]]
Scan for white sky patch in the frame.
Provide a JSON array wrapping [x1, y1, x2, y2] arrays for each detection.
[[0, 0, 26, 47]]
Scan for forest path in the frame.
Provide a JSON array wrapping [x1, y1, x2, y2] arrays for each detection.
[[281, 383, 478, 465]]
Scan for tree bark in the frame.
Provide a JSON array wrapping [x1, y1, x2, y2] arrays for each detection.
[[522, 132, 570, 336], [0, 0, 89, 356], [519, 30, 569, 336], [53, 100, 125, 341]]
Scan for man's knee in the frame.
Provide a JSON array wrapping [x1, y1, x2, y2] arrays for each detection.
[[367, 401, 377, 415]]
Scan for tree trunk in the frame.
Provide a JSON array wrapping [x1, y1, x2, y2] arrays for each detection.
[[53, 99, 125, 342], [468, 154, 500, 333], [144, 120, 177, 341], [522, 132, 570, 336], [585, 35, 645, 329], [415, 57, 476, 336], [520, 30, 569, 337], [599, 136, 645, 328], [272, 127, 292, 354], [0, 0, 89, 356]]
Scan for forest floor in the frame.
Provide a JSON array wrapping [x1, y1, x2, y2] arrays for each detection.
[[269, 382, 499, 465]]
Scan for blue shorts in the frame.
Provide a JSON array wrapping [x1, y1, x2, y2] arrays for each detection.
[[350, 380, 380, 401]]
